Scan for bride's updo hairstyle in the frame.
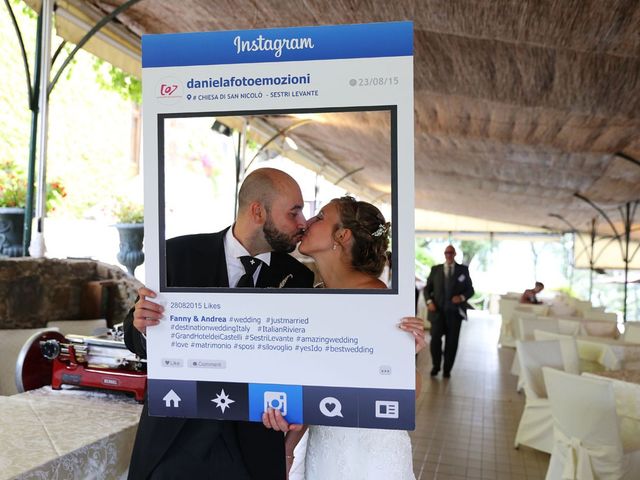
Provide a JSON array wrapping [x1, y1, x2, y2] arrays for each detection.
[[332, 196, 390, 276]]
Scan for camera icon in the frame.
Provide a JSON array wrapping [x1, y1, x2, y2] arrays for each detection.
[[264, 391, 287, 416]]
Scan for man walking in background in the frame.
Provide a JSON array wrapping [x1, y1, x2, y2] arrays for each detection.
[[424, 245, 474, 378]]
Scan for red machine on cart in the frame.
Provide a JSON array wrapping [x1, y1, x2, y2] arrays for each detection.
[[16, 325, 147, 402]]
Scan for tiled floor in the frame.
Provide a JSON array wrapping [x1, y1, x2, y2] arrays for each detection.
[[410, 311, 550, 479]]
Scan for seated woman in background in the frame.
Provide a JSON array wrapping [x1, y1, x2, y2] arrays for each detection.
[[520, 281, 544, 304], [263, 196, 425, 480]]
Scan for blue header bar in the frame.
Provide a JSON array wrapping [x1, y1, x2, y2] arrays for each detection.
[[143, 22, 413, 68]]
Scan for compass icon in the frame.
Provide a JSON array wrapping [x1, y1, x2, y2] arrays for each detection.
[[211, 389, 235, 413]]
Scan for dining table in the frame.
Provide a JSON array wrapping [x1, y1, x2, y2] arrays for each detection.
[[0, 386, 142, 480]]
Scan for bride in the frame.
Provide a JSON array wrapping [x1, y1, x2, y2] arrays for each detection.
[[263, 196, 425, 479]]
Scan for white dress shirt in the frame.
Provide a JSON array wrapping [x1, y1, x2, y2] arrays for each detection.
[[224, 227, 271, 287]]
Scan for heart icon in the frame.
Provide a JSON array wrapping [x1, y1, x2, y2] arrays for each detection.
[[319, 397, 343, 417]]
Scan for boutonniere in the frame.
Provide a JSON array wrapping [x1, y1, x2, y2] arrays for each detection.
[[458, 274, 466, 282], [278, 274, 293, 288]]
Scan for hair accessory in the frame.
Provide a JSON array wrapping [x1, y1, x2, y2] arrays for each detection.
[[371, 223, 389, 237]]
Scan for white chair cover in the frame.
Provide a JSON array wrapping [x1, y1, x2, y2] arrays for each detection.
[[514, 340, 577, 453], [533, 330, 606, 373], [517, 316, 559, 341], [533, 330, 572, 342], [583, 310, 618, 323], [556, 318, 581, 336], [549, 301, 578, 318], [518, 303, 551, 316], [501, 302, 551, 348], [581, 320, 620, 339], [498, 297, 520, 347], [505, 291, 523, 298], [511, 310, 536, 341], [513, 333, 581, 390], [542, 367, 640, 480], [551, 426, 621, 480], [509, 313, 537, 380], [572, 300, 595, 317], [623, 322, 640, 344]]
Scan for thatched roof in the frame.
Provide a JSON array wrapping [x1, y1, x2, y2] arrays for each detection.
[[54, 0, 640, 240]]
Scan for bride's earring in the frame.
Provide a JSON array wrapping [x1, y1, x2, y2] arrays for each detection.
[[332, 242, 338, 251]]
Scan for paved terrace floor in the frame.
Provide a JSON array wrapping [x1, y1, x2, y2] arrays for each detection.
[[411, 311, 549, 479]]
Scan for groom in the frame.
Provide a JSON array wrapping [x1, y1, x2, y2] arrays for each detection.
[[124, 167, 314, 479]]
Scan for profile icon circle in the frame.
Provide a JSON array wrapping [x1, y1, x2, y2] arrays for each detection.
[[155, 76, 183, 105]]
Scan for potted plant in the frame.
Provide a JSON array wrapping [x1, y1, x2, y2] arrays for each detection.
[[0, 160, 66, 257], [112, 196, 144, 276]]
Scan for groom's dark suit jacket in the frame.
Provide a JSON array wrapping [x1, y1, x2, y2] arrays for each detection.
[[124, 228, 314, 479]]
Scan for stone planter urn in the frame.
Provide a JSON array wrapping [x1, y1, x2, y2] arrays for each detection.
[[0, 207, 25, 257], [115, 223, 144, 275]]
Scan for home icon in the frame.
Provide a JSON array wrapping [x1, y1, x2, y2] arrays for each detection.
[[163, 389, 181, 408]]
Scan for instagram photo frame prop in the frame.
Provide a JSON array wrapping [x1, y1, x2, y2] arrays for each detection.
[[143, 22, 415, 429]]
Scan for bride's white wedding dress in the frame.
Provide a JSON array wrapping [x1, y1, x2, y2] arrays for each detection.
[[299, 425, 415, 479]]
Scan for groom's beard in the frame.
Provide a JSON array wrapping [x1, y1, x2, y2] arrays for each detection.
[[263, 215, 303, 253]]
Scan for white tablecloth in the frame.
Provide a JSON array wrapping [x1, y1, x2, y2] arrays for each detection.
[[584, 370, 640, 452], [0, 386, 142, 480], [577, 336, 640, 371]]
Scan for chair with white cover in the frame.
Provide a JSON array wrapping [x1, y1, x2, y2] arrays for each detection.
[[583, 310, 618, 323], [581, 320, 620, 339], [534, 329, 605, 373], [511, 310, 537, 343], [572, 300, 594, 317], [509, 311, 540, 380], [623, 322, 640, 344], [549, 301, 577, 318], [512, 328, 579, 389], [514, 340, 579, 453], [533, 329, 571, 341], [510, 317, 560, 388], [523, 303, 551, 317], [550, 318, 581, 336], [530, 331, 581, 374], [517, 316, 559, 341], [505, 291, 522, 298], [498, 296, 520, 347], [542, 367, 640, 479]]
